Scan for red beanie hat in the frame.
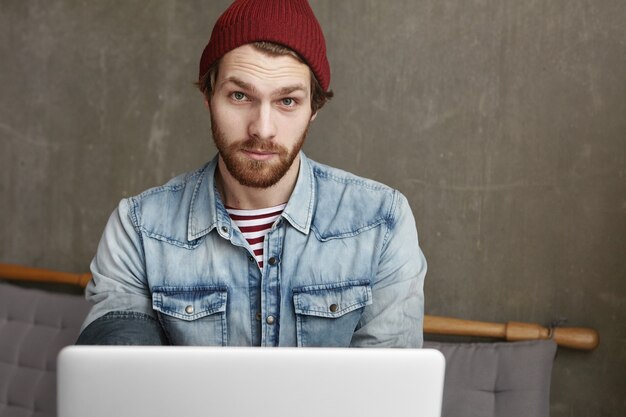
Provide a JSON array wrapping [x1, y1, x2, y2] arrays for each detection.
[[199, 0, 331, 91]]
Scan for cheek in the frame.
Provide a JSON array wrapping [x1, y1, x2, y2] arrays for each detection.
[[211, 103, 246, 134], [279, 113, 310, 136]]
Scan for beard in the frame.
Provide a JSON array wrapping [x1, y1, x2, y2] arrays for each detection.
[[211, 115, 309, 189]]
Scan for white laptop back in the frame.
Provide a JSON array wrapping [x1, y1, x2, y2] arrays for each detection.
[[58, 346, 445, 417]]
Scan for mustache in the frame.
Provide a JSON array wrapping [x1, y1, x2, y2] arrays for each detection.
[[238, 138, 284, 153]]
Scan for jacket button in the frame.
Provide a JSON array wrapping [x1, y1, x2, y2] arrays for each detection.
[[185, 305, 194, 314], [268, 257, 277, 266], [266, 315, 276, 325], [329, 304, 339, 312], [221, 226, 229, 234], [255, 312, 262, 321]]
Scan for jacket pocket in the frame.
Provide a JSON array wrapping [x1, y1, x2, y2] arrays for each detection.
[[152, 286, 228, 346], [293, 280, 372, 347]]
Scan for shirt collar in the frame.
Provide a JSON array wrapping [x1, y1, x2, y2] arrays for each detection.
[[187, 152, 314, 241], [281, 152, 315, 235]]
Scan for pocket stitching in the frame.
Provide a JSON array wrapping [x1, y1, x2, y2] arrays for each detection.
[[153, 286, 228, 321], [293, 282, 372, 318]]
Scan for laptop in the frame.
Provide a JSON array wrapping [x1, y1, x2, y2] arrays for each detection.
[[57, 346, 445, 417]]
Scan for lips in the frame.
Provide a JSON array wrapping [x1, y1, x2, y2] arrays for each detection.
[[241, 148, 278, 161]]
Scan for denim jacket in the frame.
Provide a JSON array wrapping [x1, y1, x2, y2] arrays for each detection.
[[80, 153, 427, 347]]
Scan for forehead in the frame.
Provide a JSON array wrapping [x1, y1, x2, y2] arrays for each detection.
[[217, 44, 311, 91]]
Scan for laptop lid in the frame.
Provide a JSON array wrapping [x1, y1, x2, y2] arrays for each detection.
[[58, 346, 445, 417]]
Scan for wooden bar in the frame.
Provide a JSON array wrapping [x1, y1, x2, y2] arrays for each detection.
[[424, 315, 599, 351], [0, 263, 599, 350], [0, 263, 92, 288]]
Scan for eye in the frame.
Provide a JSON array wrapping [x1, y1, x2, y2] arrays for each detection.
[[231, 92, 247, 101], [281, 98, 295, 107]]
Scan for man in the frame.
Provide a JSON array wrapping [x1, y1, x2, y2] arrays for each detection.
[[78, 0, 427, 347]]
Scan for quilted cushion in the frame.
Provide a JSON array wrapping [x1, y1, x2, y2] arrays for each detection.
[[424, 339, 557, 417], [0, 280, 558, 417], [0, 282, 90, 417]]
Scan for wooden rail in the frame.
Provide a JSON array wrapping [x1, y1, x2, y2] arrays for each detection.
[[0, 263, 599, 350], [424, 315, 599, 351], [0, 263, 92, 287]]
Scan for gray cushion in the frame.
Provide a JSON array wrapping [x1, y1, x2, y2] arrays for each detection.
[[0, 282, 90, 417], [0, 281, 558, 417], [424, 339, 557, 417]]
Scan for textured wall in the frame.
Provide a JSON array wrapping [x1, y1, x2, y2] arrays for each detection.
[[1, 1, 624, 415]]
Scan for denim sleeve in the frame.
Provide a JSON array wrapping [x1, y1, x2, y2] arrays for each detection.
[[350, 192, 427, 348], [76, 311, 169, 345], [81, 198, 156, 332]]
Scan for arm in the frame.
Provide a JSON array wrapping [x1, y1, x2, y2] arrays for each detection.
[[350, 192, 426, 348], [77, 311, 168, 345], [78, 198, 167, 345]]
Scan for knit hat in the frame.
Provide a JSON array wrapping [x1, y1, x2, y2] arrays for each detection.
[[199, 0, 331, 91]]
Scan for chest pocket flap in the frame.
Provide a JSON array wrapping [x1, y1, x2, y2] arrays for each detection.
[[293, 280, 372, 318], [152, 286, 227, 321]]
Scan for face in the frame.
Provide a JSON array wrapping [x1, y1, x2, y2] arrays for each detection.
[[208, 44, 316, 189]]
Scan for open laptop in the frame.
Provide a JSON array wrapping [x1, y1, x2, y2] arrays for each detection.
[[57, 346, 445, 417]]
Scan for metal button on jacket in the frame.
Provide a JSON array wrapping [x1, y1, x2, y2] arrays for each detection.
[[329, 304, 339, 313], [266, 315, 275, 325], [185, 305, 194, 314], [268, 257, 277, 266]]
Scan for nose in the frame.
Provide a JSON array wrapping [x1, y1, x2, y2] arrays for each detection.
[[248, 102, 276, 141]]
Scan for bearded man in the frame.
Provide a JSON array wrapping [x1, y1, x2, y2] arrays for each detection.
[[78, 0, 427, 348]]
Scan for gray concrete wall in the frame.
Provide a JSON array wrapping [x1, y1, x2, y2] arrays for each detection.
[[1, 1, 624, 415]]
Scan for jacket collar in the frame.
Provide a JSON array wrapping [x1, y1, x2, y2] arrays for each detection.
[[187, 152, 315, 241], [282, 152, 315, 234]]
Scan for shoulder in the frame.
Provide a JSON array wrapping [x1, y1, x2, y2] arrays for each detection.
[[119, 162, 212, 232], [128, 163, 210, 208], [132, 164, 209, 202], [311, 159, 394, 193], [308, 159, 408, 239]]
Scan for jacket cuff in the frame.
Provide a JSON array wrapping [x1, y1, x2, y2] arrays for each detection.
[[76, 311, 169, 345]]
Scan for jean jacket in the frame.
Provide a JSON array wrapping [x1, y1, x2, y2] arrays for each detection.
[[80, 153, 427, 347]]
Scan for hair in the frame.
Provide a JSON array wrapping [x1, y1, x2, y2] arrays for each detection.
[[196, 41, 333, 113]]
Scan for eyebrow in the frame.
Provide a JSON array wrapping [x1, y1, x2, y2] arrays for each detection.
[[275, 85, 308, 97], [223, 77, 258, 94], [222, 76, 307, 97]]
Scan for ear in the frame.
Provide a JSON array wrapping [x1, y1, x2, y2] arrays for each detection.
[[310, 111, 318, 122], [204, 96, 210, 109]]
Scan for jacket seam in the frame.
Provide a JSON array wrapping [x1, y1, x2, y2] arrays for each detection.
[[310, 219, 386, 241], [128, 197, 147, 258], [188, 166, 208, 239], [292, 279, 371, 293], [132, 166, 207, 200], [381, 189, 400, 250], [313, 167, 390, 191], [98, 311, 158, 322], [141, 228, 201, 249]]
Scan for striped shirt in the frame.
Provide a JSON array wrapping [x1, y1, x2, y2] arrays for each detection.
[[225, 203, 286, 268]]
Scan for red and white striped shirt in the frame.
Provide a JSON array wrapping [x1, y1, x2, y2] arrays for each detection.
[[225, 203, 286, 268]]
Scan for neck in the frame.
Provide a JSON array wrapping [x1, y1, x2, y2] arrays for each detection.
[[215, 154, 301, 210]]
